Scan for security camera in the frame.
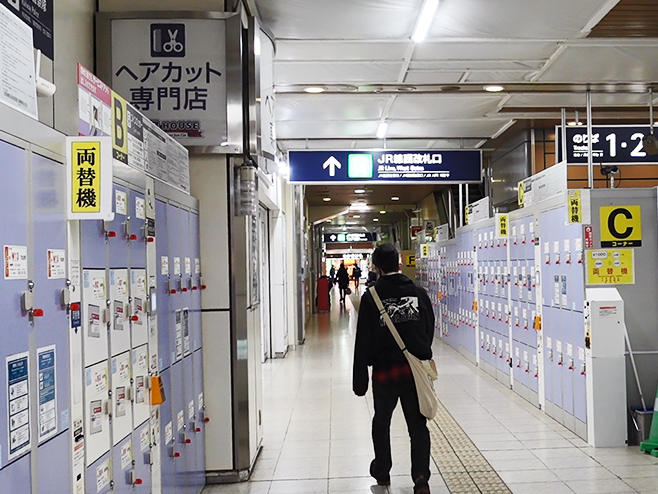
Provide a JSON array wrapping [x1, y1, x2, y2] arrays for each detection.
[[600, 165, 619, 176], [643, 134, 658, 155]]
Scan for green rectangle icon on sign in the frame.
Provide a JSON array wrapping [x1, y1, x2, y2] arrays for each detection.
[[348, 154, 374, 179]]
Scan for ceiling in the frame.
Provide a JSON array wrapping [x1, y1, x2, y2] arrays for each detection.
[[253, 0, 658, 155]]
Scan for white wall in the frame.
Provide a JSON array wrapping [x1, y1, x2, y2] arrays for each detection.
[[190, 155, 233, 470]]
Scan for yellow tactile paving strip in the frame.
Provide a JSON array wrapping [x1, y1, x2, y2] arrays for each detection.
[[428, 401, 512, 494]]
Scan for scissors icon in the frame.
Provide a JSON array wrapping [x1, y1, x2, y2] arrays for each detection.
[[163, 30, 184, 53]]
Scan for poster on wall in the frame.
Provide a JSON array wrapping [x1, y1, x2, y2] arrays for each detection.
[[7, 352, 31, 461], [78, 65, 112, 138], [0, 3, 38, 119], [37, 346, 57, 442], [0, 0, 53, 60]]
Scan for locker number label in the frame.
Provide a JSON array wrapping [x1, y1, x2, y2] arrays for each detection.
[[600, 205, 642, 247]]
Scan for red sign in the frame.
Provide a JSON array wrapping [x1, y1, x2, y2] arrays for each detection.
[[584, 225, 594, 249], [410, 226, 423, 239]]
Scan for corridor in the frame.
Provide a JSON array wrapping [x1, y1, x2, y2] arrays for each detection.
[[203, 288, 658, 494]]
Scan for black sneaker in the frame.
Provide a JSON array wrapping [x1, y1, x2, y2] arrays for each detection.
[[413, 476, 430, 494], [369, 459, 390, 486]]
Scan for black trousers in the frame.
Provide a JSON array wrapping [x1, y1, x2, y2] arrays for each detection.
[[371, 378, 431, 482]]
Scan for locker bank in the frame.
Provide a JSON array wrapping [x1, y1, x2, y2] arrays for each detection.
[[4, 0, 658, 493]]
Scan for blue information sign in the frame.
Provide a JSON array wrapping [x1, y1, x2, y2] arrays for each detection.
[[288, 150, 482, 184]]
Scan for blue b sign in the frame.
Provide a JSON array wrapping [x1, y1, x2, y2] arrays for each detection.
[[288, 150, 482, 184]]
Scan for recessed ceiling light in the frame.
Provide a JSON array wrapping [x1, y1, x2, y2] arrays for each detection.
[[567, 121, 582, 126], [326, 219, 332, 223], [380, 210, 387, 214], [484, 85, 505, 93], [220, 142, 229, 147], [373, 218, 379, 222], [391, 196, 400, 201], [304, 86, 326, 94], [346, 221, 357, 225], [353, 215, 361, 218], [323, 197, 331, 202], [354, 189, 366, 194]]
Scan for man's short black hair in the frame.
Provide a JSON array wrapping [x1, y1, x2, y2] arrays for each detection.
[[372, 243, 399, 274]]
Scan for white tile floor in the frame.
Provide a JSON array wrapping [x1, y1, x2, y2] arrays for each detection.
[[203, 288, 658, 494]]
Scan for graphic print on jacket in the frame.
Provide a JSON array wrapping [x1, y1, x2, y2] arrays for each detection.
[[379, 296, 420, 326]]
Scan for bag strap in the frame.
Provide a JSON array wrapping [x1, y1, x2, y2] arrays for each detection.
[[369, 286, 407, 353]]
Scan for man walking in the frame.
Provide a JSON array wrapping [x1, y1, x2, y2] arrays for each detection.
[[353, 243, 435, 494]]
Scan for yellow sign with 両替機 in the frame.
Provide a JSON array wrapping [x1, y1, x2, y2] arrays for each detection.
[[495, 213, 509, 238], [71, 141, 101, 213], [585, 248, 635, 285], [567, 190, 582, 223]]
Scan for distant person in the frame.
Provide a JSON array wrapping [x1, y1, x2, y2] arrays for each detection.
[[329, 265, 336, 281], [366, 269, 378, 287], [353, 243, 435, 494], [336, 263, 350, 302], [353, 265, 362, 288]]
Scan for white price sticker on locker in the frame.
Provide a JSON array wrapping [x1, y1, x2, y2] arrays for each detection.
[[173, 257, 181, 275], [135, 197, 146, 220], [47, 249, 66, 279], [185, 258, 191, 275], [161, 256, 169, 276], [115, 190, 127, 216]]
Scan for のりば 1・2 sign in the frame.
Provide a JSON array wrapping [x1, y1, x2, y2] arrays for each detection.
[[66, 137, 114, 221]]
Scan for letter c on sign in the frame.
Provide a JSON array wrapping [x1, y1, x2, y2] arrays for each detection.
[[608, 208, 633, 239]]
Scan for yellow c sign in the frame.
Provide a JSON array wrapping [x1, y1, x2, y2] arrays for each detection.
[[600, 205, 642, 248]]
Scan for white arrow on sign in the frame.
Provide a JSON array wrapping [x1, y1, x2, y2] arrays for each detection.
[[323, 156, 342, 177], [330, 234, 337, 241]]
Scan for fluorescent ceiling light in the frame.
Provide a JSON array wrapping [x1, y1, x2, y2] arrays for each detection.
[[412, 0, 440, 43], [373, 218, 379, 222], [304, 86, 326, 94], [380, 210, 387, 214], [326, 219, 332, 223], [353, 215, 361, 218], [346, 221, 358, 225], [354, 189, 366, 194], [484, 85, 505, 93], [220, 141, 229, 147], [350, 203, 370, 211], [391, 196, 400, 201], [376, 122, 388, 139], [323, 197, 331, 202]]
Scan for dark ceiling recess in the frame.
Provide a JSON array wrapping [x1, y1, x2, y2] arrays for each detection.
[[588, 0, 658, 37]]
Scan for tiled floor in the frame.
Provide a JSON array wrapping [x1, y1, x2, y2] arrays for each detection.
[[203, 288, 658, 494]]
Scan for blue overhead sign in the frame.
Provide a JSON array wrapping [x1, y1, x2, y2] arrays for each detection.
[[288, 150, 482, 184]]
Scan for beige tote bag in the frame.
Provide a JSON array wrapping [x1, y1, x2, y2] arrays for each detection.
[[369, 287, 439, 419]]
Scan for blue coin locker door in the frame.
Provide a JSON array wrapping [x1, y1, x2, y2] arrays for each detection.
[[167, 203, 188, 492], [539, 208, 556, 408], [156, 200, 172, 373], [180, 208, 198, 494], [129, 189, 147, 270], [191, 211, 204, 494], [159, 368, 177, 494], [0, 140, 31, 494], [32, 152, 71, 494]]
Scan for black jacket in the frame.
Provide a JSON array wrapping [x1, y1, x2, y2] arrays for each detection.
[[352, 273, 435, 396], [336, 267, 350, 289]]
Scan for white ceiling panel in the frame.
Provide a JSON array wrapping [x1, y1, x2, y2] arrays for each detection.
[[275, 61, 403, 84], [464, 71, 536, 83], [427, 0, 616, 39], [403, 71, 464, 85], [277, 120, 381, 139], [538, 45, 658, 83], [276, 40, 409, 62], [256, 0, 422, 39], [387, 119, 512, 138], [389, 95, 504, 120], [505, 93, 651, 108], [409, 60, 545, 71], [412, 41, 559, 62], [276, 94, 389, 122]]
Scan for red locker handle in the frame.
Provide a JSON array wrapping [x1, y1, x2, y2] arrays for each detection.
[[182, 288, 188, 292], [131, 316, 139, 322], [173, 452, 181, 458], [568, 366, 574, 370], [170, 289, 177, 294], [581, 371, 586, 375], [129, 234, 138, 241], [134, 479, 143, 485], [192, 286, 198, 291], [196, 427, 201, 432], [71, 303, 80, 311], [204, 417, 210, 423], [32, 309, 44, 317], [107, 231, 117, 238], [185, 439, 192, 444], [201, 285, 207, 290], [558, 362, 563, 366], [147, 237, 155, 243]]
